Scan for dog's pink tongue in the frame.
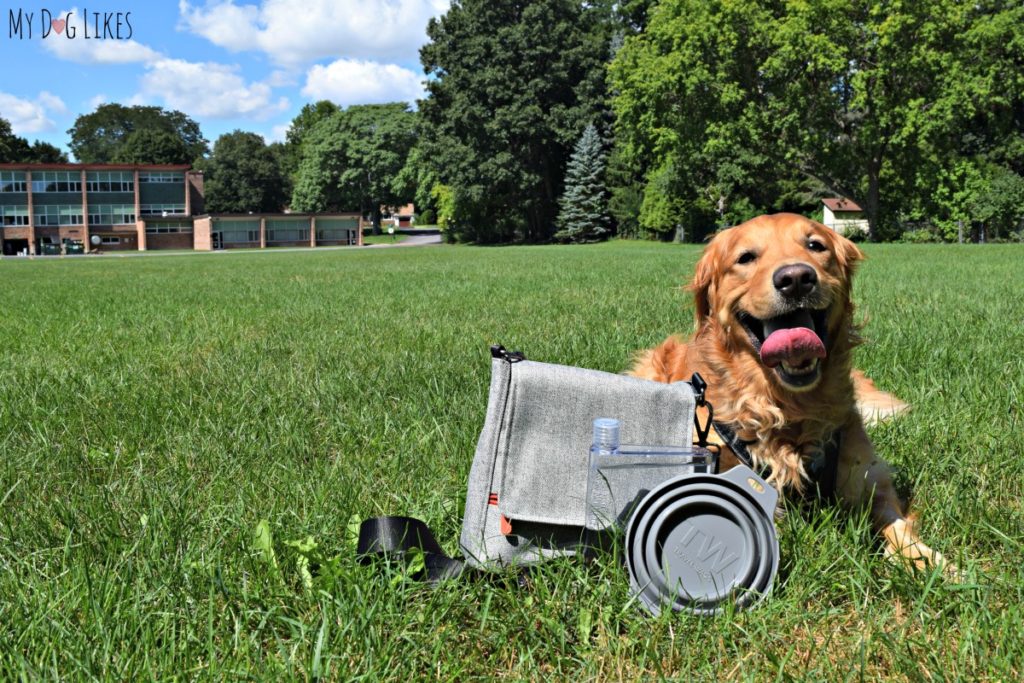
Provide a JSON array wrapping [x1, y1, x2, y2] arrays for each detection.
[[760, 328, 826, 368]]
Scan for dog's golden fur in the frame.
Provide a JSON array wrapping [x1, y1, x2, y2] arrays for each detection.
[[630, 213, 948, 571]]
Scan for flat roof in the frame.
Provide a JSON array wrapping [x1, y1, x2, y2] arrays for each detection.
[[200, 213, 360, 219], [0, 163, 192, 171]]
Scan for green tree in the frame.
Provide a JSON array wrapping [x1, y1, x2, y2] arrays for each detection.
[[419, 0, 613, 243], [266, 141, 293, 203], [393, 142, 439, 218], [282, 101, 340, 180], [291, 103, 416, 233], [915, 2, 1024, 240], [26, 140, 67, 163], [610, 0, 1021, 240], [0, 118, 68, 162], [430, 183, 456, 237], [112, 129, 190, 164], [606, 145, 644, 239], [68, 104, 207, 163], [932, 159, 1024, 241], [554, 124, 612, 242], [0, 118, 30, 162], [203, 131, 287, 213]]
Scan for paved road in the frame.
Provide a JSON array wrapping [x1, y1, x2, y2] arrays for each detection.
[[2, 233, 444, 260], [365, 233, 443, 248]]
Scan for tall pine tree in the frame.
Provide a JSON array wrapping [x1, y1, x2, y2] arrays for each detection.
[[554, 124, 612, 242], [419, 0, 613, 243]]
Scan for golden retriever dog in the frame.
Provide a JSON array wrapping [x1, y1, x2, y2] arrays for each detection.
[[631, 213, 950, 572]]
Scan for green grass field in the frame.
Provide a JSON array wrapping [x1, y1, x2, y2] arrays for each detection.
[[2, 242, 1023, 680]]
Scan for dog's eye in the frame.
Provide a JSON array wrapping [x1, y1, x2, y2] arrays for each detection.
[[736, 251, 757, 265], [807, 239, 828, 253]]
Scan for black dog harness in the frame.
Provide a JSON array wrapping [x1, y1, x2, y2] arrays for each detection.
[[712, 421, 842, 502]]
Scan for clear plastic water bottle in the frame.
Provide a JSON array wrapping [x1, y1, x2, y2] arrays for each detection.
[[585, 417, 716, 531]]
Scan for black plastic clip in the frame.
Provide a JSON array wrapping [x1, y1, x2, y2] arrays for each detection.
[[690, 372, 707, 406], [490, 344, 525, 362], [690, 372, 713, 449]]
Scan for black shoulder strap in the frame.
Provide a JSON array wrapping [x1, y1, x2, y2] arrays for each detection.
[[712, 422, 843, 502], [805, 430, 842, 502], [712, 420, 757, 469], [357, 516, 464, 582]]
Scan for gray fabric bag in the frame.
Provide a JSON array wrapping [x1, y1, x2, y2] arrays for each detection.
[[459, 346, 702, 569]]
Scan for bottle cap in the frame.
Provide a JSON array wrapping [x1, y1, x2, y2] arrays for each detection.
[[592, 418, 620, 452]]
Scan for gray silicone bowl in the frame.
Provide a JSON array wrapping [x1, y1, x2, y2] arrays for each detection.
[[625, 465, 780, 616]]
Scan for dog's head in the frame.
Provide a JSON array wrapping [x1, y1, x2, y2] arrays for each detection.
[[691, 213, 863, 392]]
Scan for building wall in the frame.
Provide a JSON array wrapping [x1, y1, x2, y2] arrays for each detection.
[[0, 164, 191, 254], [213, 217, 261, 249], [3, 227, 31, 240], [3, 165, 367, 254], [2, 191, 29, 206], [146, 232, 194, 250], [316, 216, 360, 245], [193, 217, 212, 251], [187, 171, 205, 215], [139, 183, 186, 205], [144, 219, 194, 250], [91, 232, 138, 251], [266, 218, 310, 247], [823, 206, 869, 235]]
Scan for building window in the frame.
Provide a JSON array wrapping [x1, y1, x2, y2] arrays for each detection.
[[317, 228, 355, 241], [31, 171, 83, 193], [138, 171, 184, 183], [85, 171, 134, 193], [0, 171, 27, 192], [100, 236, 123, 245], [266, 220, 309, 243], [87, 204, 136, 225], [213, 219, 260, 244], [145, 224, 193, 234], [1, 205, 29, 225], [140, 203, 186, 216], [219, 228, 260, 243], [33, 205, 84, 226]]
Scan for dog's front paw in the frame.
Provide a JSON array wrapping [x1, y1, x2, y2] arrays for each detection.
[[882, 518, 961, 580]]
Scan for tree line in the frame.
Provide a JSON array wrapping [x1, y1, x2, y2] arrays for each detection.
[[3, 0, 1021, 243]]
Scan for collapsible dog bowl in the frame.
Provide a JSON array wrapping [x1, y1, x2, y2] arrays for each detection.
[[625, 465, 779, 616]]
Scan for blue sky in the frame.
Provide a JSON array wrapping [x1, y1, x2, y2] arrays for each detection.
[[0, 0, 450, 156]]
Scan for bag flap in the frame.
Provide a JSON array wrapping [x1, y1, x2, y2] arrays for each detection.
[[498, 360, 695, 528]]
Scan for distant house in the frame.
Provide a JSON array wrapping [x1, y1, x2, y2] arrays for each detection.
[[384, 203, 415, 228], [821, 198, 869, 235]]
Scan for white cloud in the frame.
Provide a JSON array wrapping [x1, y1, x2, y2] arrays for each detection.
[[87, 94, 108, 110], [177, 0, 259, 52], [266, 69, 299, 88], [42, 7, 162, 64], [37, 91, 68, 115], [178, 0, 450, 66], [0, 91, 69, 134], [302, 59, 424, 107], [266, 123, 291, 143], [137, 58, 290, 120]]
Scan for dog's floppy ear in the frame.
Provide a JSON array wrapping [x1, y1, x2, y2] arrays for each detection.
[[826, 229, 865, 285], [688, 233, 727, 329]]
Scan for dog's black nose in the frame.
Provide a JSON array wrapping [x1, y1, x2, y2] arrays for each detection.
[[773, 264, 817, 298]]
